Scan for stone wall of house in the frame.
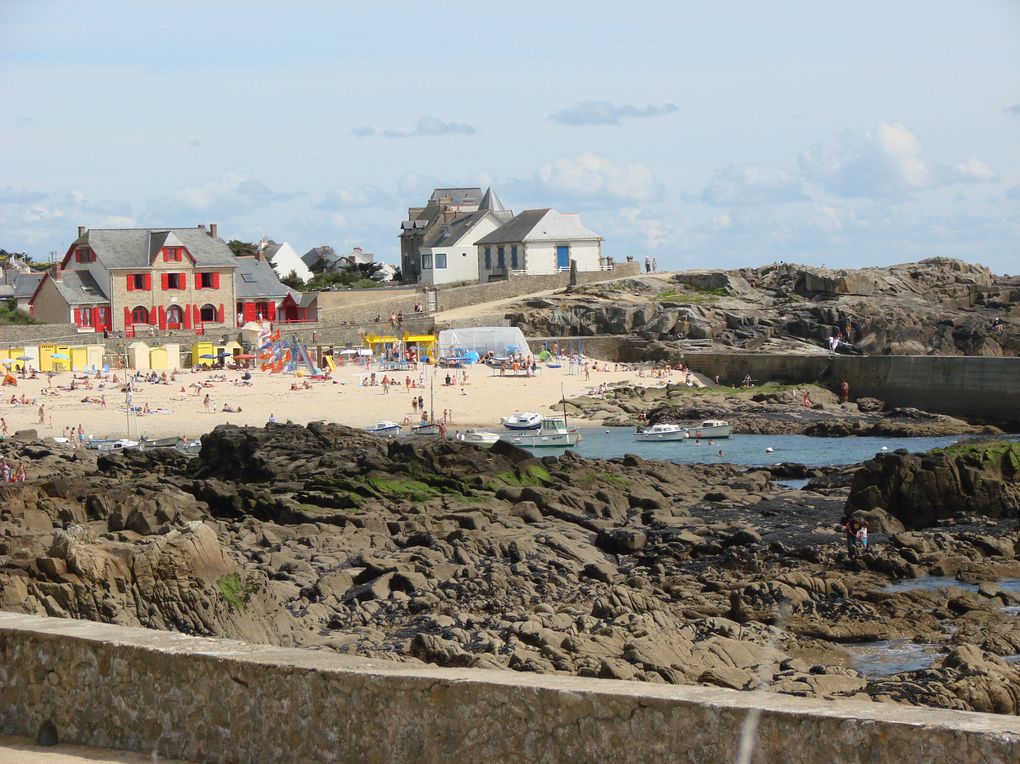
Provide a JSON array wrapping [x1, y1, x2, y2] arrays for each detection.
[[0, 614, 1016, 764]]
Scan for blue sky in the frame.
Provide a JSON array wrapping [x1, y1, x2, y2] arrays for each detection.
[[2, 0, 1019, 273]]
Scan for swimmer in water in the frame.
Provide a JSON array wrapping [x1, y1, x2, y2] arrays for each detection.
[[718, 449, 725, 457]]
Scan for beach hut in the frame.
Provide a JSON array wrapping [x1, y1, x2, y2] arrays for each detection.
[[216, 340, 243, 363], [70, 346, 88, 371], [191, 341, 215, 368], [84, 344, 105, 372], [0, 348, 25, 372], [37, 343, 57, 372], [128, 341, 151, 371], [403, 333, 436, 364], [148, 343, 180, 370]]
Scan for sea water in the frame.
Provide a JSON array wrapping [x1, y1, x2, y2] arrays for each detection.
[[561, 430, 963, 468]]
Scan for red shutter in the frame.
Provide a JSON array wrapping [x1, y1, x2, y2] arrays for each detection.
[[160, 273, 168, 290], [150, 306, 158, 325], [158, 305, 166, 330], [73, 308, 81, 325], [243, 302, 256, 322], [162, 248, 168, 262], [217, 303, 225, 323], [212, 272, 220, 289], [144, 273, 152, 291], [183, 304, 192, 329], [124, 307, 132, 326], [92, 308, 101, 329], [126, 275, 134, 292], [194, 273, 201, 290], [267, 302, 276, 320]]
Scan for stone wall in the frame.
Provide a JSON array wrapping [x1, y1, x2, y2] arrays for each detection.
[[0, 614, 1016, 763], [0, 324, 90, 345], [434, 262, 641, 313]]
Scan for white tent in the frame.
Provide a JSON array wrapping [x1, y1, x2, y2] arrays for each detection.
[[437, 327, 533, 362]]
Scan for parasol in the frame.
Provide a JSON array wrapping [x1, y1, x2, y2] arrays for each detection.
[[50, 353, 70, 360]]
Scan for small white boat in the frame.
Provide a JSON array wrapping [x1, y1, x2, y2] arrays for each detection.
[[500, 417, 581, 448], [365, 421, 402, 436], [634, 423, 687, 442], [85, 438, 140, 451], [500, 411, 543, 430], [411, 421, 444, 436], [460, 429, 500, 445], [688, 419, 731, 439]]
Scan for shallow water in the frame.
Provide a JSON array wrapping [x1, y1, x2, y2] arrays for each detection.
[[774, 478, 810, 490], [554, 430, 963, 467], [848, 639, 941, 678], [881, 577, 1020, 595]]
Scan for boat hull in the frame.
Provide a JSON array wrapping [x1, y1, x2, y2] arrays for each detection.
[[634, 429, 687, 442], [499, 431, 581, 448], [689, 423, 731, 439], [461, 429, 500, 445]]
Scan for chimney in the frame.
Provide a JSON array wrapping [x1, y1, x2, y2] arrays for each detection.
[[50, 264, 62, 281], [209, 223, 218, 239], [77, 226, 87, 238]]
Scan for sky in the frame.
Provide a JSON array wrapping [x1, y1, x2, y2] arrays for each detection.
[[2, 0, 1019, 274]]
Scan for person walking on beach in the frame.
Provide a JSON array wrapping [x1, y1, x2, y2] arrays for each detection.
[[203, 393, 213, 413], [584, 363, 590, 381], [37, 404, 45, 425], [0, 417, 7, 436]]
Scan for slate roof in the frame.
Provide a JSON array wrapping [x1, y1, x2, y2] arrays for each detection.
[[424, 210, 514, 248], [51, 270, 109, 305], [301, 245, 337, 268], [475, 209, 603, 245], [478, 187, 506, 212], [428, 187, 482, 206], [12, 272, 43, 299], [474, 209, 550, 245], [74, 227, 237, 269], [235, 256, 290, 299]]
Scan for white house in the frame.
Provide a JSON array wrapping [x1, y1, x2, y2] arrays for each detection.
[[259, 239, 313, 283], [418, 207, 514, 286], [474, 208, 604, 282]]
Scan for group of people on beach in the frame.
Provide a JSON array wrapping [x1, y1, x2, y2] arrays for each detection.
[[0, 457, 27, 483]]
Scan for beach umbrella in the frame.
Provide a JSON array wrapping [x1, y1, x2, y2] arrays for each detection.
[[50, 353, 70, 360], [0, 359, 12, 366], [236, 353, 255, 360], [15, 355, 32, 362], [199, 353, 217, 360], [216, 350, 232, 358]]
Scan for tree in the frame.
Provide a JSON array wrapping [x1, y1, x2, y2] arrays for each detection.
[[227, 240, 257, 258], [279, 270, 305, 290]]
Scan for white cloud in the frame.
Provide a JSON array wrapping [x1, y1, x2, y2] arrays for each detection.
[[799, 121, 931, 198], [317, 185, 393, 209], [157, 172, 300, 217], [534, 152, 661, 201], [697, 164, 806, 206], [353, 116, 476, 139], [616, 207, 674, 249], [937, 156, 999, 184], [549, 100, 678, 126]]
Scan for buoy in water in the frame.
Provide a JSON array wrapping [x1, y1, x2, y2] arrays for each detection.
[[765, 447, 774, 454]]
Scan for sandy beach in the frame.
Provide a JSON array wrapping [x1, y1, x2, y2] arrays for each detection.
[[0, 359, 678, 442]]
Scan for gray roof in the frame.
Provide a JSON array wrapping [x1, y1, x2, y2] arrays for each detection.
[[478, 187, 506, 212], [475, 209, 550, 245], [262, 241, 284, 258], [235, 256, 289, 299], [424, 210, 514, 248], [287, 290, 318, 308], [12, 272, 43, 299], [301, 245, 336, 268], [76, 227, 237, 269], [51, 270, 109, 305], [428, 187, 482, 206]]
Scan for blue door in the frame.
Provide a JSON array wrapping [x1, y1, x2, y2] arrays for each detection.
[[556, 245, 570, 270]]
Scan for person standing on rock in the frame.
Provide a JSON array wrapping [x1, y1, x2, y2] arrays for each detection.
[[839, 380, 850, 404], [644, 256, 651, 273]]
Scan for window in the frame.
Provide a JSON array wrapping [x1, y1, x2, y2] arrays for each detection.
[[497, 246, 505, 268], [483, 247, 491, 269], [435, 253, 447, 269], [166, 273, 182, 290], [166, 305, 183, 327], [199, 272, 216, 289], [256, 302, 270, 319], [132, 274, 146, 290], [510, 246, 519, 269], [421, 253, 433, 270], [200, 304, 218, 322], [74, 247, 94, 263], [131, 306, 150, 324], [164, 247, 182, 262], [78, 308, 92, 326]]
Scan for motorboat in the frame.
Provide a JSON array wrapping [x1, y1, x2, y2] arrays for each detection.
[[85, 438, 140, 452], [687, 420, 731, 439], [411, 421, 444, 436], [459, 429, 500, 445], [365, 421, 402, 436], [137, 436, 202, 454], [500, 411, 543, 430], [499, 417, 581, 448], [634, 423, 687, 442]]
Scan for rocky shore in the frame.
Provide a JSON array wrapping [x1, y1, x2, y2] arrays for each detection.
[[564, 380, 1001, 437], [1, 426, 1018, 715]]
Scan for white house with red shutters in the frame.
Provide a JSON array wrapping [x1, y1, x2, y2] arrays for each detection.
[[29, 224, 298, 334]]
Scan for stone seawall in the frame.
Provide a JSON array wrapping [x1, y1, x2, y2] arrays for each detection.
[[0, 614, 1017, 763]]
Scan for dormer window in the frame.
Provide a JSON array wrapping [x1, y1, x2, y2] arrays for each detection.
[[74, 246, 94, 263], [163, 247, 182, 262]]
